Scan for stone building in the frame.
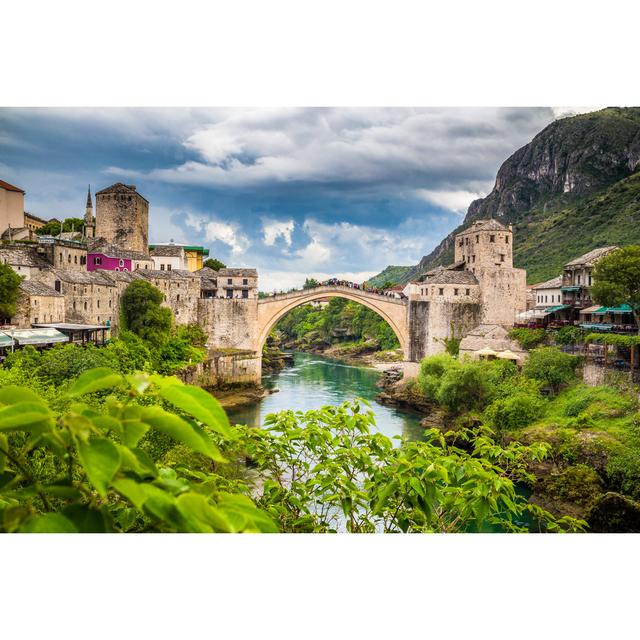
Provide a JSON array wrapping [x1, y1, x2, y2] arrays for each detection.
[[217, 268, 258, 299], [95, 183, 149, 253], [24, 212, 48, 232], [149, 244, 187, 272], [84, 186, 95, 239], [459, 324, 528, 364], [561, 246, 618, 311], [37, 237, 88, 271], [13, 280, 66, 328], [0, 244, 52, 280], [453, 219, 527, 326], [0, 179, 25, 233], [137, 269, 201, 325]]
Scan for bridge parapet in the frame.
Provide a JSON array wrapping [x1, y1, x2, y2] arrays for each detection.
[[258, 285, 407, 306]]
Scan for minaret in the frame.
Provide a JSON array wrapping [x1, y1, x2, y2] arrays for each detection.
[[84, 185, 95, 238]]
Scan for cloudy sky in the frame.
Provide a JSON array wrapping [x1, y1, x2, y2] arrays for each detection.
[[0, 107, 589, 290]]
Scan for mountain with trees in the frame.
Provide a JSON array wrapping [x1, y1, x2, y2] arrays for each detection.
[[374, 107, 640, 286]]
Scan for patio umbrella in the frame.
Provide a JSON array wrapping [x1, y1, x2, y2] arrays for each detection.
[[475, 347, 497, 358], [497, 349, 520, 361]]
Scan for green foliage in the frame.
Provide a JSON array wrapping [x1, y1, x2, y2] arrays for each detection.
[[120, 280, 173, 345], [416, 354, 517, 414], [365, 265, 411, 289], [176, 323, 207, 348], [0, 261, 22, 320], [522, 347, 579, 392], [585, 332, 640, 347], [509, 327, 546, 350], [554, 325, 586, 346], [241, 400, 583, 532], [591, 245, 640, 325], [302, 277, 320, 289], [203, 258, 226, 271], [275, 298, 400, 352], [0, 369, 276, 533], [35, 217, 85, 237], [483, 392, 545, 432]]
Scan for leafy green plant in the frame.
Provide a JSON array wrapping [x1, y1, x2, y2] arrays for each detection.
[[0, 369, 276, 533], [509, 328, 547, 350], [0, 261, 23, 321], [522, 347, 579, 393]]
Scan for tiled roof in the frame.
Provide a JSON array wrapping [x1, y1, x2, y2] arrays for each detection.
[[564, 246, 618, 268], [424, 267, 478, 285], [88, 238, 151, 261], [466, 218, 509, 232], [195, 266, 219, 277], [0, 246, 50, 268], [218, 267, 258, 277], [150, 245, 184, 257], [24, 212, 49, 223], [20, 280, 63, 297], [95, 182, 149, 204], [424, 261, 466, 277], [52, 269, 116, 286], [138, 269, 198, 281], [0, 179, 25, 193], [531, 275, 563, 290]]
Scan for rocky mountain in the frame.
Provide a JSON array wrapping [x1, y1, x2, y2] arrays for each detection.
[[385, 107, 640, 285]]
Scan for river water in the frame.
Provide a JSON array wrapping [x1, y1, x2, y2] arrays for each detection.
[[227, 351, 425, 440]]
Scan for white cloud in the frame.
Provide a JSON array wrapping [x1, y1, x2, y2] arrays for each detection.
[[295, 238, 332, 266], [185, 213, 249, 255], [415, 188, 487, 215], [262, 217, 294, 247], [259, 269, 378, 293]]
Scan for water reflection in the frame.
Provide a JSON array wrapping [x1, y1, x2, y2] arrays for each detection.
[[227, 352, 425, 441]]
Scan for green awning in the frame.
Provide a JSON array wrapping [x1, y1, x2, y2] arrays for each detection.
[[0, 333, 14, 348], [561, 286, 581, 292], [544, 304, 571, 314], [593, 304, 633, 314]]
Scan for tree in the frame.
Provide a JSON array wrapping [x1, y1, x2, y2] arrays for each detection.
[[591, 246, 640, 334], [120, 280, 172, 345], [303, 277, 320, 289], [36, 217, 86, 236], [0, 262, 23, 321], [522, 346, 579, 393], [203, 258, 226, 271]]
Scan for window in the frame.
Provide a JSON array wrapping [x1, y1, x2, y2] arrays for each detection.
[[84, 301, 87, 310], [589, 275, 592, 286], [243, 278, 248, 285], [438, 288, 444, 295], [115, 267, 119, 272], [242, 289, 248, 299], [458, 240, 463, 247], [119, 259, 124, 267], [472, 255, 476, 263], [167, 264, 172, 271], [500, 254, 505, 262], [68, 255, 71, 263], [97, 300, 100, 308], [145, 264, 148, 269], [227, 278, 232, 285], [73, 301, 76, 310], [55, 280, 61, 292], [505, 236, 509, 244], [176, 294, 180, 302], [160, 264, 165, 271], [465, 288, 470, 295], [454, 288, 459, 295], [577, 275, 581, 284], [95, 257, 102, 266], [226, 289, 233, 298], [34, 317, 38, 323], [490, 235, 495, 243], [475, 235, 479, 243], [59, 252, 63, 262], [74, 255, 78, 264]]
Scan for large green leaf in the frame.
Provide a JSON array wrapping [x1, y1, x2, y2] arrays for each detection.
[[158, 383, 232, 437], [62, 505, 109, 533], [0, 433, 7, 472], [140, 406, 224, 462], [77, 438, 121, 497], [20, 513, 79, 533], [176, 492, 233, 532], [0, 401, 53, 433], [68, 367, 123, 397], [0, 385, 43, 405]]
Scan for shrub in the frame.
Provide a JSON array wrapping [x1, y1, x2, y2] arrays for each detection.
[[120, 280, 173, 345], [509, 327, 546, 350], [483, 392, 545, 432], [522, 347, 579, 392]]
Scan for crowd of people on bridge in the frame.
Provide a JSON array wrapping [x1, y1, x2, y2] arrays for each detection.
[[268, 278, 403, 298]]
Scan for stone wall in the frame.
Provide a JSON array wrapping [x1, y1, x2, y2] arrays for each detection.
[[426, 301, 482, 356], [477, 266, 527, 326], [177, 350, 261, 386], [13, 291, 65, 327], [198, 298, 259, 350]]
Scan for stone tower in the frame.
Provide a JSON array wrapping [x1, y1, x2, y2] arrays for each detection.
[[454, 219, 526, 326], [84, 185, 95, 238], [95, 183, 149, 254]]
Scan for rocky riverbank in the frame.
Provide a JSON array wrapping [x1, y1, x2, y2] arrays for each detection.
[[208, 384, 276, 410]]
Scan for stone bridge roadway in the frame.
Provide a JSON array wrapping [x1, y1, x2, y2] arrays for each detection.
[[256, 285, 409, 357]]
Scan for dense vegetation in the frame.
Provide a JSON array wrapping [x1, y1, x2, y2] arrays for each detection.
[[366, 265, 410, 289], [0, 261, 22, 320], [203, 258, 226, 270], [410, 348, 640, 529], [274, 298, 400, 355], [35, 217, 86, 236], [0, 362, 583, 533]]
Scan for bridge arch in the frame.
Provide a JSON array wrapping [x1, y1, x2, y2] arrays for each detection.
[[256, 286, 409, 358]]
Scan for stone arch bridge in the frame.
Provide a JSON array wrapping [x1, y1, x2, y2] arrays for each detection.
[[256, 285, 410, 356]]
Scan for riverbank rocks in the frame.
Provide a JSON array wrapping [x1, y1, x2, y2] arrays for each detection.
[[587, 492, 640, 532], [376, 366, 404, 389]]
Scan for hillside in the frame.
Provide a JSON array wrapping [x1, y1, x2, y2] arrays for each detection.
[[365, 265, 411, 288], [374, 107, 640, 285]]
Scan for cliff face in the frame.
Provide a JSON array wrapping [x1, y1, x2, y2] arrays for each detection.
[[398, 107, 640, 284]]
